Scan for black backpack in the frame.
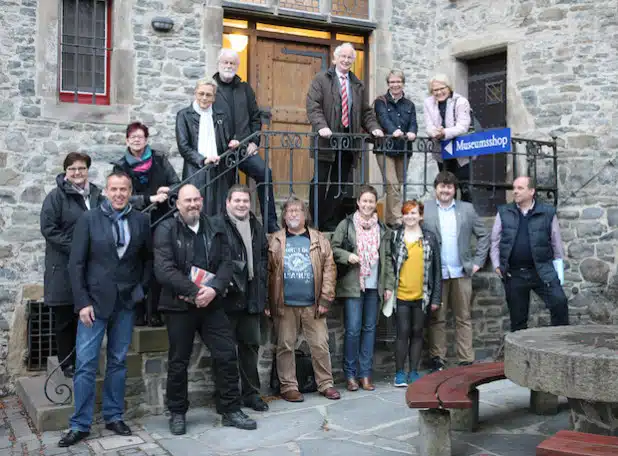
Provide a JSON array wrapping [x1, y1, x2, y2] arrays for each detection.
[[270, 349, 318, 394]]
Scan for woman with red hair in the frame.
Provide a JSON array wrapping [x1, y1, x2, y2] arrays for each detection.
[[389, 200, 441, 387]]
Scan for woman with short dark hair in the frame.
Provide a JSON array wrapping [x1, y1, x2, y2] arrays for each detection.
[[40, 152, 105, 378], [113, 121, 180, 326], [331, 185, 395, 392]]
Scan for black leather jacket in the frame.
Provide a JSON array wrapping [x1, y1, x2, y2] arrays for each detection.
[[154, 213, 233, 312]]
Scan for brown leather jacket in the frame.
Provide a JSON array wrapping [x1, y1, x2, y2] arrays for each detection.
[[268, 228, 336, 317]]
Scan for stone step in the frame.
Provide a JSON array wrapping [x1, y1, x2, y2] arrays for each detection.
[[47, 352, 143, 380], [131, 326, 168, 353], [15, 375, 73, 432]]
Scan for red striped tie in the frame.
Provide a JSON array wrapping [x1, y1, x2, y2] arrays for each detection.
[[340, 75, 349, 128]]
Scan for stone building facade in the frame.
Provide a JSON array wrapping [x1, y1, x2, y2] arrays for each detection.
[[0, 0, 617, 400]]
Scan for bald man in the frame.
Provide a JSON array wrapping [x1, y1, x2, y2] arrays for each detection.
[[154, 184, 257, 433]]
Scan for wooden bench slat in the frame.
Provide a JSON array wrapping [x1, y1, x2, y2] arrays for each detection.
[[437, 367, 506, 408], [536, 431, 618, 456], [406, 361, 504, 409]]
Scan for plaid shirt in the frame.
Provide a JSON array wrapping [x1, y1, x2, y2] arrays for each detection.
[[391, 226, 441, 312]]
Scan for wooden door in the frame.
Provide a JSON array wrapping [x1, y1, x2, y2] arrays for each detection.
[[467, 52, 507, 216], [252, 39, 330, 199]]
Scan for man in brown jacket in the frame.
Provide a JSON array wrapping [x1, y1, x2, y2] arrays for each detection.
[[306, 42, 383, 231], [267, 196, 340, 402]]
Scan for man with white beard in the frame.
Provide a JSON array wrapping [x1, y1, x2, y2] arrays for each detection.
[[213, 49, 279, 233], [266, 196, 340, 402]]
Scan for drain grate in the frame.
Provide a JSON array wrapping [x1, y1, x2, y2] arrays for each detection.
[[27, 300, 56, 371]]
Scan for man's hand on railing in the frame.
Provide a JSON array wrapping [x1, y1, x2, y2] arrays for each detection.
[[228, 139, 241, 149], [246, 142, 259, 156], [392, 129, 404, 138], [318, 127, 333, 138], [406, 132, 417, 141], [204, 156, 221, 165], [150, 193, 168, 204], [372, 129, 384, 137]]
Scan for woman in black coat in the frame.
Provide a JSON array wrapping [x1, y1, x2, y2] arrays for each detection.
[[40, 152, 105, 378], [113, 121, 180, 326]]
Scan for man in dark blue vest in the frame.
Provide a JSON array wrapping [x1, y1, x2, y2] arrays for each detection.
[[60, 171, 152, 447], [490, 176, 568, 332]]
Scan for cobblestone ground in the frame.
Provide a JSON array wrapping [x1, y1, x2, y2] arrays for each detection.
[[0, 378, 571, 456]]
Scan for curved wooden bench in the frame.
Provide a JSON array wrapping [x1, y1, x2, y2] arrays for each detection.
[[405, 362, 505, 456], [537, 430, 618, 456]]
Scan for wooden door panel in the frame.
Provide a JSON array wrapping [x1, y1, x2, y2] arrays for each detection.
[[254, 39, 329, 199]]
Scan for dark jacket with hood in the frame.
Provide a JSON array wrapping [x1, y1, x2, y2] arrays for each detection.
[[210, 211, 268, 314], [40, 174, 105, 306], [153, 213, 233, 312]]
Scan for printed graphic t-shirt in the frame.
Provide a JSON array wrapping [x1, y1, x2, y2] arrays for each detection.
[[283, 231, 315, 306]]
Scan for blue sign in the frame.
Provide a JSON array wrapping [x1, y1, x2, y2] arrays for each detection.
[[441, 128, 511, 159]]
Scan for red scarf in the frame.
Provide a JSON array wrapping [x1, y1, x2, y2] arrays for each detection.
[[353, 211, 380, 291]]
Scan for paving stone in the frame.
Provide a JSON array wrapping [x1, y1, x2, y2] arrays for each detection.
[[98, 435, 145, 450], [298, 438, 409, 455], [324, 394, 412, 432], [453, 433, 548, 456]]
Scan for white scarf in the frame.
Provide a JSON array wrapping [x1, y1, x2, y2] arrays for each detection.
[[192, 100, 218, 159]]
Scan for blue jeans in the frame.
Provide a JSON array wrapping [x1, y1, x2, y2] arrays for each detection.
[[344, 289, 379, 378], [70, 308, 134, 432], [238, 154, 279, 233]]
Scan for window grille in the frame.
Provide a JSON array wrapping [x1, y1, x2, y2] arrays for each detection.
[[27, 300, 57, 371], [59, 0, 112, 105]]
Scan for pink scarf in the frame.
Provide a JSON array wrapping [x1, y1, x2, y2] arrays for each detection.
[[353, 211, 380, 291]]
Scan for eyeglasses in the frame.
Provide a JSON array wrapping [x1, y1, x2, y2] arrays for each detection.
[[66, 166, 87, 173], [128, 135, 146, 140], [388, 80, 403, 85], [286, 208, 303, 214], [432, 86, 449, 93], [196, 92, 215, 98]]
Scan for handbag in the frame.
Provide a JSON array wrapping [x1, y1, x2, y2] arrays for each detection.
[[336, 218, 354, 278], [270, 349, 318, 394]]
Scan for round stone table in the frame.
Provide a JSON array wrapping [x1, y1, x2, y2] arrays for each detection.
[[505, 325, 618, 436]]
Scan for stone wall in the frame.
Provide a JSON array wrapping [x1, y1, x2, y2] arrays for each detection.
[[388, 0, 618, 340]]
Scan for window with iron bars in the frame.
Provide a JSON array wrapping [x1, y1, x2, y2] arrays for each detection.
[[59, 0, 112, 105]]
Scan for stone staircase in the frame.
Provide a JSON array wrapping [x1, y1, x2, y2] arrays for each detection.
[[15, 326, 172, 432]]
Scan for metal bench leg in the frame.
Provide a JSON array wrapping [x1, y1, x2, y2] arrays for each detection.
[[451, 388, 479, 432], [530, 390, 559, 415], [419, 408, 451, 456]]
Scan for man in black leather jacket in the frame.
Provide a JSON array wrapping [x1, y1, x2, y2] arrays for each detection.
[[154, 184, 257, 434], [211, 184, 269, 412]]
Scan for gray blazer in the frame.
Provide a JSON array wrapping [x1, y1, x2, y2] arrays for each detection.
[[422, 199, 490, 276]]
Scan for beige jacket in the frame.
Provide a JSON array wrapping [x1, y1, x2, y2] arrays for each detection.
[[267, 228, 336, 317]]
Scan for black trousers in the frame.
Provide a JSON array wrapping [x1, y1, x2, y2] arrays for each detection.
[[51, 304, 78, 369], [438, 160, 471, 202], [135, 276, 162, 324], [164, 305, 241, 414], [227, 311, 261, 400], [503, 268, 569, 332], [309, 154, 355, 231], [395, 299, 425, 372]]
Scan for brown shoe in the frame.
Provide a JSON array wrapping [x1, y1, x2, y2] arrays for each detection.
[[347, 378, 359, 392], [360, 377, 375, 391], [281, 390, 304, 402], [320, 387, 341, 400]]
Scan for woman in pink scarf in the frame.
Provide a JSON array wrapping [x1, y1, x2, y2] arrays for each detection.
[[331, 186, 395, 392]]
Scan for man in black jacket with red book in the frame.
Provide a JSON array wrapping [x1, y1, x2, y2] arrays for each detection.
[[153, 184, 257, 434]]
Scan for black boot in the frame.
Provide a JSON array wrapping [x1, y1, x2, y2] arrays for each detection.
[[222, 410, 257, 430], [169, 413, 186, 435], [58, 430, 89, 447]]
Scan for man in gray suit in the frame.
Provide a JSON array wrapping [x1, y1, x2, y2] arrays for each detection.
[[423, 171, 490, 371]]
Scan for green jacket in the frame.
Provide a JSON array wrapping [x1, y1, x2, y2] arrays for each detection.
[[330, 215, 395, 304]]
